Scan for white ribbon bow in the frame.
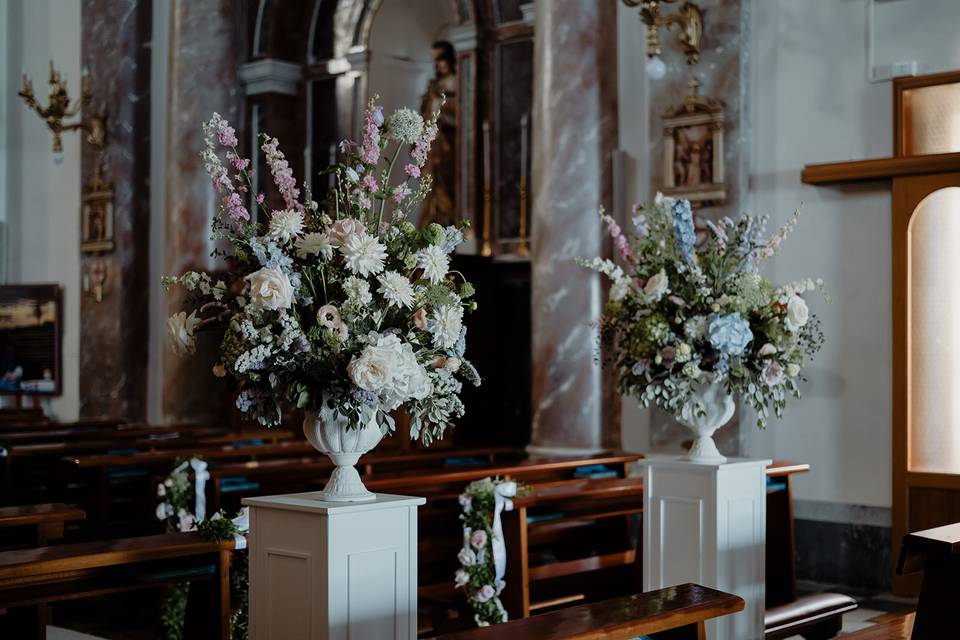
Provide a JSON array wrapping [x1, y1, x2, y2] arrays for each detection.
[[188, 458, 209, 523], [491, 481, 517, 583]]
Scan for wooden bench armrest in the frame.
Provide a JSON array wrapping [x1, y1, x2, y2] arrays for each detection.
[[434, 583, 744, 639]]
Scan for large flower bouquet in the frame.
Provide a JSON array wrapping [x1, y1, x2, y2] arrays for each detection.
[[579, 195, 825, 427], [164, 99, 479, 444]]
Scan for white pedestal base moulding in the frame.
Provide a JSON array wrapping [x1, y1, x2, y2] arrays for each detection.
[[243, 492, 425, 640], [640, 456, 772, 640]]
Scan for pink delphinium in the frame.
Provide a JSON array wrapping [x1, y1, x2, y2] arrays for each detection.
[[392, 183, 412, 205], [261, 135, 301, 211], [404, 163, 420, 178], [360, 102, 383, 165]]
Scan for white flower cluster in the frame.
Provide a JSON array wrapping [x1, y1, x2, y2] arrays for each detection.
[[347, 333, 433, 410]]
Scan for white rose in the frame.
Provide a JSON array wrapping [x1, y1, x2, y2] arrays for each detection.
[[347, 346, 396, 392], [245, 267, 294, 311], [458, 547, 477, 566], [784, 296, 809, 333], [167, 310, 201, 356], [454, 569, 470, 587], [758, 343, 777, 357], [644, 269, 669, 301], [443, 357, 461, 373], [786, 363, 801, 377]]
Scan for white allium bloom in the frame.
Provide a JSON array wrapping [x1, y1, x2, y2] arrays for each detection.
[[343, 275, 373, 305], [377, 270, 416, 308], [268, 208, 305, 244], [340, 232, 387, 277], [387, 107, 424, 144], [417, 244, 450, 284], [784, 296, 809, 333], [167, 310, 201, 355], [430, 304, 463, 350], [295, 232, 333, 260], [245, 267, 295, 310]]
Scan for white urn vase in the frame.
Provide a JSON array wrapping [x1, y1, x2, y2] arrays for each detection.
[[676, 378, 735, 464], [303, 402, 385, 502]]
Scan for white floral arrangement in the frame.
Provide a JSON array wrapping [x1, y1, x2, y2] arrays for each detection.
[[455, 477, 519, 627], [163, 99, 479, 444], [578, 195, 826, 426]]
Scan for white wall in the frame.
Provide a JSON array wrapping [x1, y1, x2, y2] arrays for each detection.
[[0, 0, 81, 420], [746, 0, 907, 510]]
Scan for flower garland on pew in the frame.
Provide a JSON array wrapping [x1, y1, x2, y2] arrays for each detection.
[[156, 457, 250, 640], [455, 477, 521, 627]]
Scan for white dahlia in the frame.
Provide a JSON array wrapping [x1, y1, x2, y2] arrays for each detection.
[[340, 232, 387, 277], [417, 244, 450, 284], [268, 208, 304, 244], [295, 232, 333, 260], [377, 270, 415, 308], [430, 304, 463, 350]]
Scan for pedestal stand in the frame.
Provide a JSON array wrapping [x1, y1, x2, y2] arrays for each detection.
[[640, 456, 771, 640], [243, 492, 425, 640]]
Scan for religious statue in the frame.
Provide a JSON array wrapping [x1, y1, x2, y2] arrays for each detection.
[[419, 40, 458, 227]]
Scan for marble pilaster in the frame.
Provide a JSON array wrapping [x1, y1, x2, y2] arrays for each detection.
[[79, 0, 152, 421], [529, 0, 620, 453], [160, 0, 244, 423]]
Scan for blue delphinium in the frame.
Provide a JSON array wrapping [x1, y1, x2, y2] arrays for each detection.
[[671, 199, 696, 263], [708, 312, 753, 356]]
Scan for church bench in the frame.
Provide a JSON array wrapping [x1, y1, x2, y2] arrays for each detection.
[[895, 521, 960, 638], [432, 583, 744, 640], [835, 612, 914, 639], [0, 503, 86, 547], [763, 461, 858, 640], [0, 532, 237, 639]]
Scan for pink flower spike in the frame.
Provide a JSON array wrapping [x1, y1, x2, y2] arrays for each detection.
[[360, 174, 378, 192], [256, 193, 265, 204], [404, 163, 421, 178]]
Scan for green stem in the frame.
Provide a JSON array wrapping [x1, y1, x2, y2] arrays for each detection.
[[378, 144, 403, 227], [319, 266, 328, 302]]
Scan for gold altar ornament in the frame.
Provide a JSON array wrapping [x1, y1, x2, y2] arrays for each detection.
[[18, 61, 104, 154], [662, 78, 725, 206], [624, 0, 704, 65]]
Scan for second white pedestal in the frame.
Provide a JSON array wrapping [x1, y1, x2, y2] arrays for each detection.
[[641, 456, 771, 640], [243, 492, 425, 640]]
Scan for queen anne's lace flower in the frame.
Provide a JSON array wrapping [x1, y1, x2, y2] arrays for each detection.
[[343, 276, 373, 305], [340, 232, 387, 276], [387, 108, 425, 144], [377, 271, 415, 308], [268, 209, 305, 244], [417, 244, 450, 284]]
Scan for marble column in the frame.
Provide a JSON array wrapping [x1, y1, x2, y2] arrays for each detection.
[[529, 0, 620, 453], [79, 0, 153, 421], [160, 0, 244, 423], [645, 0, 752, 456]]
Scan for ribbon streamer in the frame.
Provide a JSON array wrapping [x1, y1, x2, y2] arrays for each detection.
[[490, 480, 517, 583]]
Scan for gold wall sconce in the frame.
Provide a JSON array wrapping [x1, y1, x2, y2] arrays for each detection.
[[623, 0, 704, 79], [18, 61, 106, 154]]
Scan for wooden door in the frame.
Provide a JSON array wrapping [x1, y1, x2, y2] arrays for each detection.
[[892, 171, 960, 594]]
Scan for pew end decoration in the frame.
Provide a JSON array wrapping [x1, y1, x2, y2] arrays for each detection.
[[579, 195, 825, 463], [163, 99, 480, 502], [456, 477, 519, 627], [155, 458, 250, 640]]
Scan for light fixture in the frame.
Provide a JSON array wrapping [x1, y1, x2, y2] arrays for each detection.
[[624, 0, 704, 75], [18, 61, 105, 156]]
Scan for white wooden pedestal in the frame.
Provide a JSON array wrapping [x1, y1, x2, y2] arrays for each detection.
[[243, 492, 425, 640], [640, 456, 771, 640]]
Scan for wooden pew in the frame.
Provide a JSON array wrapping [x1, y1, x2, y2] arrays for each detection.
[[764, 461, 858, 639], [895, 521, 960, 638], [0, 503, 85, 547], [501, 476, 644, 618], [837, 613, 914, 639], [0, 532, 237, 640], [433, 583, 744, 640]]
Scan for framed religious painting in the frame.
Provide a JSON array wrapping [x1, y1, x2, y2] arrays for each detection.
[[662, 79, 726, 206], [81, 170, 114, 253], [0, 284, 63, 396]]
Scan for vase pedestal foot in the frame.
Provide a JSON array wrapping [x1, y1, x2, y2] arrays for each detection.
[[318, 462, 375, 502], [685, 435, 727, 464]]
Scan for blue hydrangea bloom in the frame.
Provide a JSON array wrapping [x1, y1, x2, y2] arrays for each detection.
[[441, 227, 464, 254], [671, 199, 696, 263], [708, 312, 753, 356]]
